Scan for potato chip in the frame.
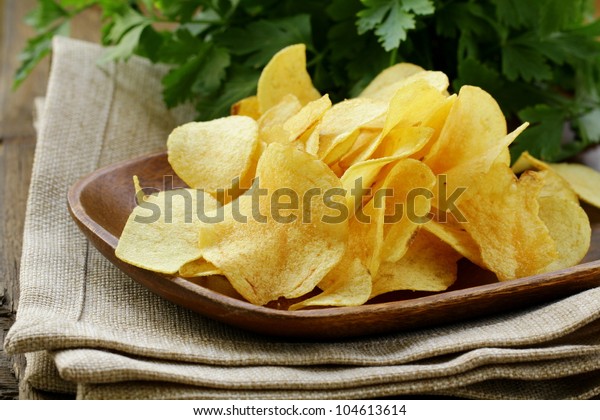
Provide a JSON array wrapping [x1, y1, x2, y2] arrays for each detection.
[[289, 258, 372, 310], [132, 175, 143, 197], [361, 114, 386, 131], [371, 230, 461, 298], [537, 169, 579, 203], [340, 156, 399, 217], [231, 96, 260, 120], [448, 164, 557, 280], [548, 162, 600, 208], [318, 98, 386, 140], [360, 70, 449, 104], [350, 79, 449, 165], [358, 63, 425, 99], [317, 98, 387, 158], [373, 126, 434, 159], [198, 143, 348, 305], [433, 123, 529, 213], [283, 94, 331, 141], [409, 94, 457, 161], [297, 121, 321, 156], [341, 126, 439, 219], [337, 128, 381, 171], [511, 152, 541, 174], [257, 44, 321, 113], [167, 116, 259, 192], [511, 152, 580, 203], [338, 159, 435, 278], [379, 159, 436, 263], [258, 94, 302, 144], [178, 259, 222, 278], [422, 219, 483, 267], [116, 189, 219, 274], [424, 86, 508, 174], [538, 196, 591, 272], [321, 131, 359, 166]]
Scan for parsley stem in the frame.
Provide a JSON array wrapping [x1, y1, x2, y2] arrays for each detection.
[[389, 49, 397, 67]]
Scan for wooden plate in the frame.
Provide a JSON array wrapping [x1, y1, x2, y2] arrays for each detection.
[[67, 151, 600, 339]]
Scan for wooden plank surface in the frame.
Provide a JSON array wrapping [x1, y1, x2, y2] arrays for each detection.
[[0, 0, 100, 399], [0, 0, 40, 400]]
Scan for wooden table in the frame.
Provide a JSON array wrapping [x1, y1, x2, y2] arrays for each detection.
[[0, 0, 100, 399]]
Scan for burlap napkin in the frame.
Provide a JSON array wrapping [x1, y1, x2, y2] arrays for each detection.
[[4, 36, 600, 400]]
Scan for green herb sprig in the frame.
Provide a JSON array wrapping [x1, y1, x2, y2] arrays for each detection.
[[16, 0, 600, 162]]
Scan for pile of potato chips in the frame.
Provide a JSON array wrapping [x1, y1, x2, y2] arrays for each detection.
[[116, 44, 600, 309]]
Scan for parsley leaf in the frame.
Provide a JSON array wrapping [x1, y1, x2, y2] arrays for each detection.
[[162, 42, 231, 108], [502, 38, 553, 83], [357, 0, 434, 51], [100, 23, 150, 63], [13, 21, 70, 89], [195, 65, 260, 120], [512, 105, 570, 162], [216, 14, 312, 68], [24, 0, 68, 31]]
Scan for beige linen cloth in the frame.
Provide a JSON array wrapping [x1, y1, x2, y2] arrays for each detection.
[[4, 36, 600, 400]]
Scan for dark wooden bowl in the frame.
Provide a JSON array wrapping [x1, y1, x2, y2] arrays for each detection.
[[67, 151, 600, 339]]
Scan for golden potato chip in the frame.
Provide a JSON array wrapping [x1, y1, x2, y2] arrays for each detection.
[[337, 128, 381, 171], [537, 169, 579, 203], [231, 96, 260, 120], [360, 114, 385, 131], [424, 86, 508, 174], [511, 152, 579, 203], [538, 196, 591, 272], [178, 259, 222, 278], [198, 143, 348, 305], [548, 162, 600, 208], [422, 219, 483, 267], [230, 139, 266, 197], [289, 258, 372, 310], [410, 94, 457, 161], [371, 230, 461, 298], [339, 159, 435, 277], [340, 156, 399, 217], [257, 44, 321, 113], [511, 151, 543, 174], [258, 94, 302, 144], [132, 175, 143, 197], [317, 98, 387, 158], [318, 98, 386, 140], [283, 94, 331, 141], [297, 121, 321, 156], [379, 159, 436, 263], [433, 122, 529, 213], [167, 116, 259, 192], [373, 126, 434, 159], [116, 189, 218, 274], [321, 131, 361, 167], [360, 70, 449, 103], [358, 63, 425, 99], [350, 79, 448, 165], [448, 164, 557, 280]]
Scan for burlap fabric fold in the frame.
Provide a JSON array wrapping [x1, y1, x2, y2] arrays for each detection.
[[4, 36, 600, 399]]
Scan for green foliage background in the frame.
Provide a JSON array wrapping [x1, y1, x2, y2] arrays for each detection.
[[16, 0, 600, 162]]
